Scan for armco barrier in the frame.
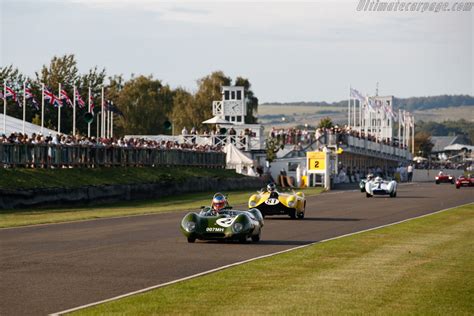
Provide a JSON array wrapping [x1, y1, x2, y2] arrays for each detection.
[[413, 169, 465, 182], [0, 144, 226, 168]]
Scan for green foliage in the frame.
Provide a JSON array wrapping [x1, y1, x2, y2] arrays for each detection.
[[115, 75, 173, 135], [395, 95, 474, 111], [263, 95, 474, 112], [170, 88, 195, 134], [3, 56, 260, 137], [318, 116, 333, 129], [416, 119, 474, 144], [235, 76, 258, 124], [414, 131, 434, 157], [265, 138, 284, 162], [192, 71, 232, 132], [0, 65, 29, 122]]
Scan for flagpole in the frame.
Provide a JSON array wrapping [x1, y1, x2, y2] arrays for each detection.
[[73, 86, 76, 136], [107, 110, 112, 138], [106, 109, 109, 138], [412, 116, 415, 155], [101, 87, 105, 138], [97, 112, 100, 137], [3, 81, 6, 135], [23, 81, 26, 134], [348, 85, 351, 127], [110, 112, 114, 138], [88, 87, 91, 138], [58, 83, 61, 134], [41, 83, 44, 133], [353, 96, 356, 130]]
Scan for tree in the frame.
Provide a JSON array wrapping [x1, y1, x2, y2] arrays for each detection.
[[266, 138, 285, 163], [170, 88, 195, 135], [318, 117, 333, 129], [35, 54, 107, 135], [115, 75, 174, 135], [234, 77, 258, 124], [193, 71, 232, 130], [0, 65, 29, 122], [414, 131, 434, 158]]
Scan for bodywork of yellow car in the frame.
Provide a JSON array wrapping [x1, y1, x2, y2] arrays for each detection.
[[248, 190, 306, 219]]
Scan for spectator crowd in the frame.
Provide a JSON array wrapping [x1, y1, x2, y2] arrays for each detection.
[[268, 125, 408, 149], [0, 132, 223, 153]]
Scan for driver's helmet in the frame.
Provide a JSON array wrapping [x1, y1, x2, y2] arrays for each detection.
[[267, 183, 276, 192], [367, 173, 374, 181], [438, 171, 444, 176], [374, 176, 382, 182], [211, 193, 227, 212]]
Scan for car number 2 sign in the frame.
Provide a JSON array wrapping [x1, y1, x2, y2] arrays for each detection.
[[307, 151, 326, 171]]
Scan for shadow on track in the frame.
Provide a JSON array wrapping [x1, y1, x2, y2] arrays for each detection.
[[264, 217, 362, 222], [391, 196, 429, 199]]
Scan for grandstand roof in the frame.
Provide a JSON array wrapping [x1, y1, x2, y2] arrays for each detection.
[[431, 135, 470, 153], [0, 113, 57, 136]]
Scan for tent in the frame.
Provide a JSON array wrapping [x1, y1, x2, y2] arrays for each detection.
[[224, 143, 256, 176], [412, 156, 427, 163], [0, 113, 57, 136], [202, 116, 231, 124]]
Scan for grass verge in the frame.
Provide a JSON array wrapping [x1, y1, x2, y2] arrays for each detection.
[[0, 166, 242, 190], [72, 203, 473, 315], [0, 187, 324, 228]]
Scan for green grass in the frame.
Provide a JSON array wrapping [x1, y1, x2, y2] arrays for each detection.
[[73, 203, 474, 315], [0, 187, 324, 228], [0, 166, 242, 190]]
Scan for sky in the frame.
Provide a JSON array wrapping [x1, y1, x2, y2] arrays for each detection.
[[1, 0, 473, 103]]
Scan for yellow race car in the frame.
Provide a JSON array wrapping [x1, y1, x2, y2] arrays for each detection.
[[248, 183, 306, 219]]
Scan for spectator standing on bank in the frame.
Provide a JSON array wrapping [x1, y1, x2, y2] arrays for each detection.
[[407, 164, 413, 182]]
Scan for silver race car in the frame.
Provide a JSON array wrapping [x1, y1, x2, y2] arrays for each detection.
[[365, 176, 397, 198]]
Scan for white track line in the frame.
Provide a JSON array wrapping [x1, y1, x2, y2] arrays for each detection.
[[51, 201, 473, 315]]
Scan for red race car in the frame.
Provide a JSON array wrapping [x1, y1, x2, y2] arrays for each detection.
[[435, 172, 454, 184], [455, 174, 474, 189]]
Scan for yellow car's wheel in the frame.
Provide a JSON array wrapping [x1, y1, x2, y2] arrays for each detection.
[[289, 209, 296, 219]]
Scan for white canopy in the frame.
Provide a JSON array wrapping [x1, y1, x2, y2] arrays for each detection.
[[202, 116, 231, 124], [0, 113, 57, 136], [443, 144, 474, 151], [224, 143, 256, 176], [413, 156, 427, 162]]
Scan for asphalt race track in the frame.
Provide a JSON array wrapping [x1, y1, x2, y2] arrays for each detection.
[[1, 183, 473, 315]]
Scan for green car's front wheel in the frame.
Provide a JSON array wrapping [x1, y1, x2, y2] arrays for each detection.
[[187, 237, 196, 243], [251, 233, 261, 242]]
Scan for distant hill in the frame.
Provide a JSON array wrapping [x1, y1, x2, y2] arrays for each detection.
[[262, 95, 474, 111]]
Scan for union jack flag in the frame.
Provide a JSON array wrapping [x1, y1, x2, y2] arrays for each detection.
[[4, 86, 18, 101], [89, 93, 95, 112], [44, 87, 62, 107], [75, 88, 86, 108], [25, 87, 40, 110], [60, 89, 73, 107]]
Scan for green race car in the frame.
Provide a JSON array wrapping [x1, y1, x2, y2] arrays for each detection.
[[180, 203, 264, 243]]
